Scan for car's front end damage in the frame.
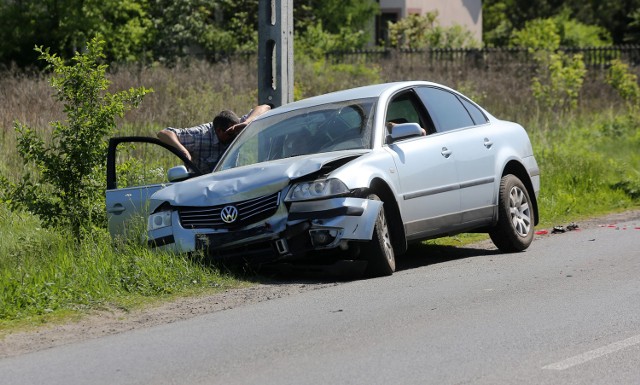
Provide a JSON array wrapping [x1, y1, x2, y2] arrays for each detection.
[[146, 152, 382, 264]]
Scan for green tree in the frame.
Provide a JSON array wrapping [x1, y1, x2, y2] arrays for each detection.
[[0, 0, 381, 65], [484, 0, 640, 46], [483, 1, 513, 47], [607, 59, 640, 106], [510, 18, 561, 50], [1, 38, 152, 238], [532, 52, 587, 112], [510, 15, 587, 112], [83, 0, 154, 62], [511, 13, 611, 48], [295, 0, 378, 35], [148, 0, 222, 60], [0, 0, 154, 66]]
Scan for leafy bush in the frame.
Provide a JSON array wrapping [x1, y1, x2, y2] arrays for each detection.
[[606, 59, 640, 106], [511, 18, 561, 51], [296, 20, 369, 59], [532, 52, 587, 112], [510, 16, 588, 112], [0, 38, 151, 238], [511, 14, 611, 49]]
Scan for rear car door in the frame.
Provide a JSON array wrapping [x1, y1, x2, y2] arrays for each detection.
[[414, 86, 496, 227], [106, 137, 203, 239]]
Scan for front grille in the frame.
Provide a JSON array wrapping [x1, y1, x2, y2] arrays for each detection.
[[178, 192, 280, 229]]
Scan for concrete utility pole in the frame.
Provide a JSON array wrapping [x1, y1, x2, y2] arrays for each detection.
[[257, 0, 294, 108]]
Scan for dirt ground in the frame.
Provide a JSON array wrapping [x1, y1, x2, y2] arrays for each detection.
[[1, 210, 639, 359]]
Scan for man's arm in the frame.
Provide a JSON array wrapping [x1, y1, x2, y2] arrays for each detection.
[[244, 104, 271, 124], [157, 129, 192, 160], [226, 104, 271, 136]]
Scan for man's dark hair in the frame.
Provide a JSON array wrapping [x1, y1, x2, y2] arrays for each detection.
[[212, 110, 240, 131]]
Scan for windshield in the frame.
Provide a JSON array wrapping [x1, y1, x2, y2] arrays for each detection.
[[216, 98, 376, 171]]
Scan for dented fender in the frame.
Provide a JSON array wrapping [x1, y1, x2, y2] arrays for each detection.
[[289, 197, 382, 241]]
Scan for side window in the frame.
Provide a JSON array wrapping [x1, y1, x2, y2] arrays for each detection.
[[459, 96, 488, 125], [109, 140, 191, 190], [415, 87, 474, 133], [386, 96, 421, 126], [385, 91, 434, 135]]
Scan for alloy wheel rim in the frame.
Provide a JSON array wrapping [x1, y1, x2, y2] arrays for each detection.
[[379, 211, 393, 261], [508, 186, 531, 237]]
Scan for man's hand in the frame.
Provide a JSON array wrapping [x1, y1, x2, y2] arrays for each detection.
[[225, 122, 248, 137]]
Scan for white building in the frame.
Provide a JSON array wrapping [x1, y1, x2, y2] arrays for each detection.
[[375, 0, 482, 44]]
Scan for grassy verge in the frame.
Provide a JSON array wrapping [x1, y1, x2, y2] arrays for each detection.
[[0, 206, 245, 329]]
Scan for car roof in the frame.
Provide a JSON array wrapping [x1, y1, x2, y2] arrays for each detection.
[[264, 81, 441, 116]]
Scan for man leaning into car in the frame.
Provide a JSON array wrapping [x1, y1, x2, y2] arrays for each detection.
[[157, 104, 271, 173]]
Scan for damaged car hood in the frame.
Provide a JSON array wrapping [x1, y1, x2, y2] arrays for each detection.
[[151, 150, 368, 206]]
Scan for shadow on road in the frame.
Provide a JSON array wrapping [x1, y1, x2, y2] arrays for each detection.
[[396, 242, 501, 272], [251, 242, 502, 282]]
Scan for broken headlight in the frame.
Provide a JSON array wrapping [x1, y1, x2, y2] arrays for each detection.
[[148, 210, 172, 231], [285, 178, 349, 202]]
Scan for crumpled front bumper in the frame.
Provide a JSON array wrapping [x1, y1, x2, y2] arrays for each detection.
[[148, 197, 382, 261]]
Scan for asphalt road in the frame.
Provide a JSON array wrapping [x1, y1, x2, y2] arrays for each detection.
[[1, 219, 640, 385]]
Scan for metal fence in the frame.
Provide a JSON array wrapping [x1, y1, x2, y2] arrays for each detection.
[[325, 46, 640, 70]]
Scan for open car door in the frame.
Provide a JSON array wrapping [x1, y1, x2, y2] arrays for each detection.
[[106, 137, 204, 239]]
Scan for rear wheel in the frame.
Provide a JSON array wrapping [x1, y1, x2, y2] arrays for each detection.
[[489, 174, 534, 252], [362, 194, 395, 277]]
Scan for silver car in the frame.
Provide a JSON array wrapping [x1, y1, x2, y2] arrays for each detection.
[[106, 81, 540, 277]]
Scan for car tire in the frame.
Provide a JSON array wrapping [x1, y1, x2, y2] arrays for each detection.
[[363, 194, 395, 277], [489, 174, 535, 252]]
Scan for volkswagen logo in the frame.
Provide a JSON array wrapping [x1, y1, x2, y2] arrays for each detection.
[[220, 206, 239, 224]]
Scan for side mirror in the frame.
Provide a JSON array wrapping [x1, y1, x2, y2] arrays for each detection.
[[167, 165, 190, 182], [386, 123, 424, 144]]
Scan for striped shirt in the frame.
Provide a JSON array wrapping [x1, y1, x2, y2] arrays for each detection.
[[165, 111, 251, 173]]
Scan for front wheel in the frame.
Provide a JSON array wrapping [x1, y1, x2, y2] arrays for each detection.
[[489, 174, 534, 252], [362, 194, 395, 277]]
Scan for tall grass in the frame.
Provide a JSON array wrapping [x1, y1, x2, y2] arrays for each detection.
[[0, 205, 238, 321], [532, 111, 640, 224], [1, 55, 639, 323]]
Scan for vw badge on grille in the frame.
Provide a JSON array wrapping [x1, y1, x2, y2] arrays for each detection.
[[220, 206, 239, 224]]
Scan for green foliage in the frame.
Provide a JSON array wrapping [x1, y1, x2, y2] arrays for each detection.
[[606, 59, 640, 106], [483, 1, 513, 47], [557, 14, 612, 47], [626, 9, 640, 43], [151, 0, 226, 61], [293, 55, 380, 98], [0, 38, 151, 238], [531, 52, 587, 112], [483, 0, 640, 45], [510, 12, 611, 49], [296, 20, 369, 58], [0, 0, 155, 65], [0, 0, 381, 66], [509, 15, 588, 112], [83, 0, 155, 63], [295, 0, 378, 36], [387, 12, 480, 49], [510, 18, 561, 51], [532, 112, 640, 224]]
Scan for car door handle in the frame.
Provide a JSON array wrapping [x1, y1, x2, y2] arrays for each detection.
[[441, 147, 452, 158], [107, 204, 126, 214], [484, 138, 493, 149]]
